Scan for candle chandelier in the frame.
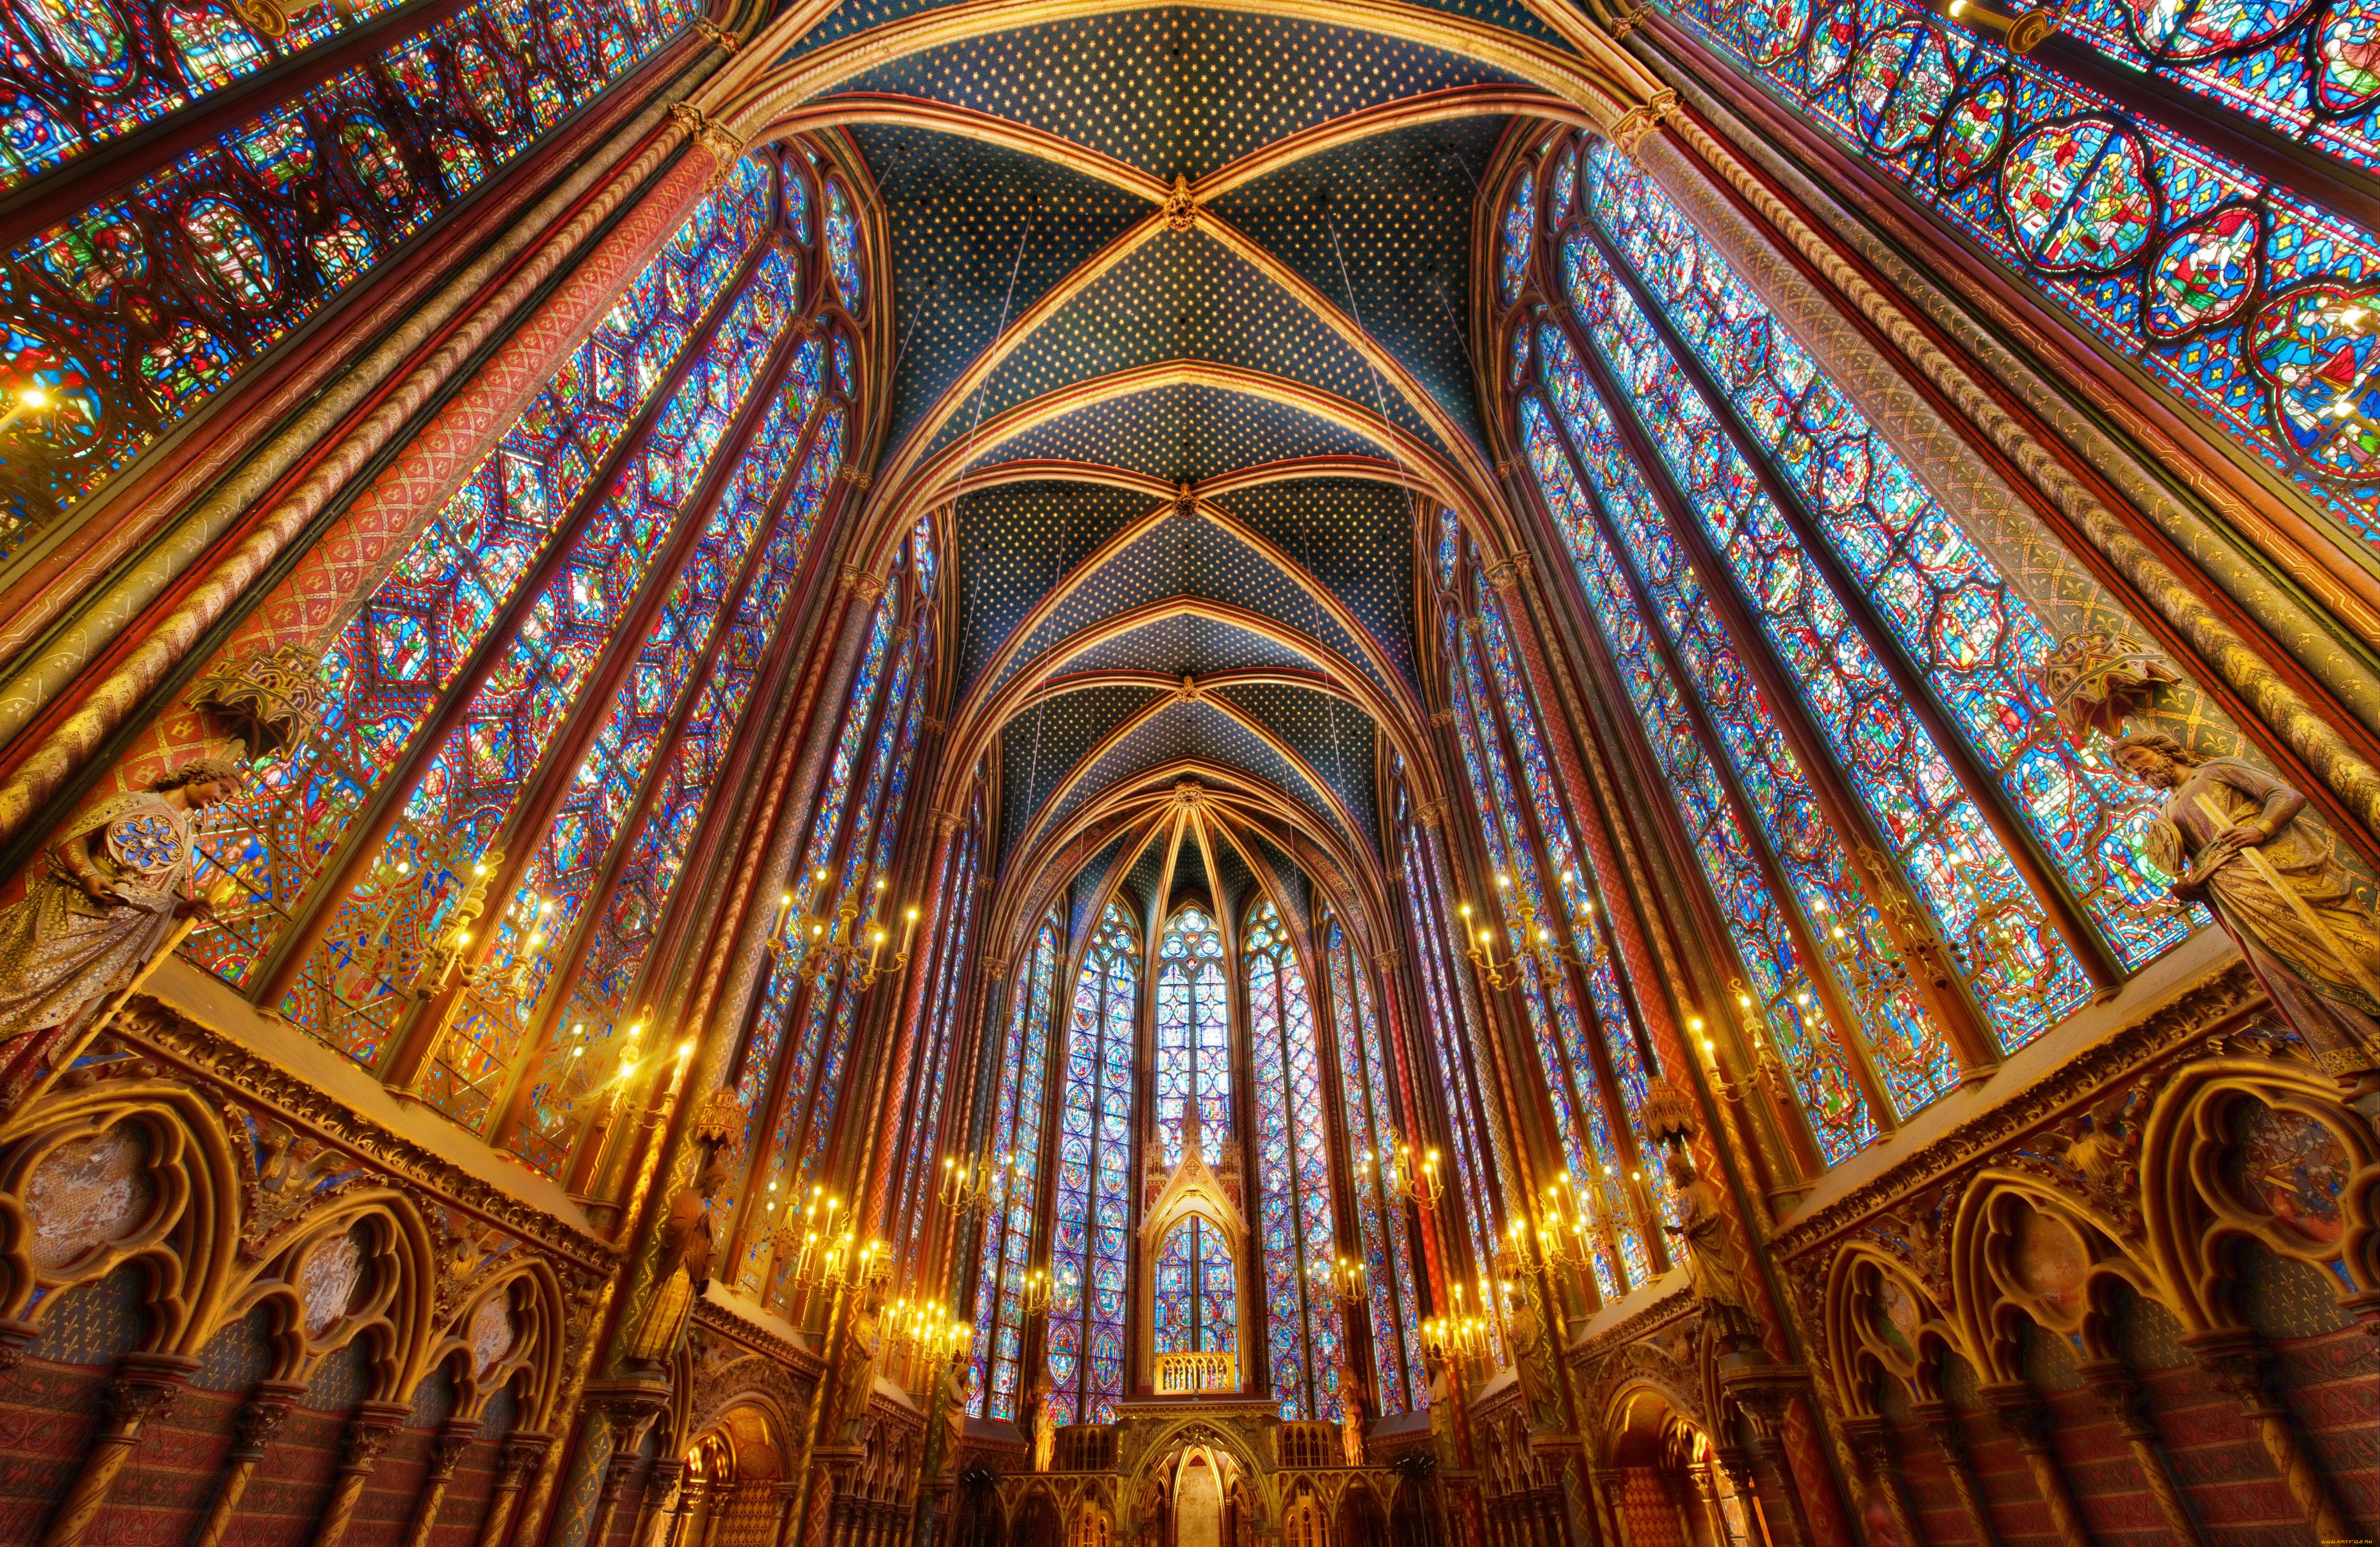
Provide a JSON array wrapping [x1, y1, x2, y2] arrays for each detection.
[[1457, 869, 1594, 993], [1309, 1255, 1369, 1311], [938, 1149, 1023, 1218], [1354, 1136, 1443, 1213], [769, 1187, 885, 1294], [766, 864, 921, 993]]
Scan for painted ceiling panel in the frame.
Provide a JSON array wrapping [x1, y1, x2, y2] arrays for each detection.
[[1069, 827, 1139, 942], [968, 386, 1382, 482], [1247, 830, 1312, 936], [851, 126, 1151, 455], [1209, 837, 1253, 923], [1122, 827, 1170, 928], [986, 514, 1394, 703], [1205, 477, 1415, 690], [954, 481, 1161, 694], [1034, 702, 1198, 860], [1207, 116, 1505, 456], [923, 228, 1438, 465], [999, 684, 1169, 852], [1165, 835, 1216, 919], [1190, 703, 1358, 846], [832, 11, 1523, 179], [1210, 681, 1378, 849], [1056, 613, 1316, 678]]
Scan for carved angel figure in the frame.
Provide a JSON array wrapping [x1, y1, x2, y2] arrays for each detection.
[[2116, 733, 2380, 1075], [0, 757, 242, 1072]]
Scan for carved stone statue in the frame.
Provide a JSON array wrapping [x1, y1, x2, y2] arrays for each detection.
[[1423, 1348, 1455, 1466], [1662, 1151, 1759, 1351], [939, 1358, 966, 1475], [1338, 1366, 1367, 1468], [830, 1286, 882, 1447], [1497, 1255, 1564, 1434], [0, 756, 242, 1081], [1027, 1368, 1056, 1473], [2117, 733, 2380, 1075], [623, 1149, 731, 1367]]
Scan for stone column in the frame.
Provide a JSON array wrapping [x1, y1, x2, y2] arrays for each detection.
[[2074, 1360, 2203, 1546], [476, 1431, 554, 1547], [42, 1352, 202, 1547], [312, 1401, 410, 1547], [190, 1378, 307, 1547], [773, 1480, 806, 1547], [1838, 1418, 1921, 1547], [2181, 1329, 2353, 1544], [633, 1461, 687, 1547], [670, 1478, 711, 1547], [402, 1418, 484, 1547], [1978, 1386, 2092, 1546], [1911, 1403, 1998, 1547], [1714, 1453, 1760, 1547]]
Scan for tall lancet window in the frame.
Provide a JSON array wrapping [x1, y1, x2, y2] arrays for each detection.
[[970, 912, 1061, 1420], [1050, 902, 1138, 1425], [1155, 905, 1231, 1166], [1245, 900, 1342, 1419], [1439, 540, 1650, 1297], [1654, 0, 2380, 555], [1391, 766, 1506, 1295], [1326, 922, 1424, 1414], [1505, 128, 2203, 1169], [1151, 1217, 1236, 1365], [0, 0, 699, 538]]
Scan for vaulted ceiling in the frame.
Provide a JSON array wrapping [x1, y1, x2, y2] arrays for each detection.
[[709, 0, 1643, 954]]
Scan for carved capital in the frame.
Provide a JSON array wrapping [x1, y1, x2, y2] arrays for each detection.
[[427, 1419, 480, 1480], [495, 1431, 554, 1490], [2181, 1329, 2280, 1414], [230, 1380, 307, 1459], [2075, 1360, 2155, 1438], [338, 1405, 409, 1472], [1484, 552, 1532, 590], [842, 566, 889, 604], [1979, 1384, 2053, 1453], [690, 17, 741, 49], [100, 1375, 183, 1432], [666, 103, 743, 175], [935, 809, 966, 836], [1414, 799, 1447, 829], [1370, 948, 1402, 970], [1838, 1417, 1894, 1473]]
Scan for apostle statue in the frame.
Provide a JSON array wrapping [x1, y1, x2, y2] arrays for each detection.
[[1662, 1151, 1758, 1351], [623, 1148, 732, 1368], [0, 756, 242, 1090], [1027, 1368, 1057, 1473], [1338, 1364, 1367, 1468], [2116, 733, 2380, 1075], [830, 1279, 884, 1447]]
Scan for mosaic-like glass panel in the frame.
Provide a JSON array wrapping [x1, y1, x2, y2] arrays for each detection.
[[1582, 142, 2192, 992], [824, 174, 861, 311], [0, 0, 702, 542], [1326, 922, 1423, 1416], [1565, 220, 2104, 1046], [182, 161, 775, 1063], [1656, 0, 2380, 555], [1153, 1218, 1236, 1359], [971, 916, 1059, 1421], [1519, 392, 1877, 1161], [1499, 163, 1536, 304], [1155, 905, 1230, 1167], [1534, 323, 1956, 1117], [1050, 903, 1136, 1425], [1247, 900, 1340, 1419]]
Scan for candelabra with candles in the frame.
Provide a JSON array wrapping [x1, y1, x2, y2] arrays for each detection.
[[1310, 1255, 1369, 1312], [765, 865, 921, 992], [1020, 1267, 1053, 1318], [1357, 1138, 1443, 1213], [1456, 869, 1596, 994], [940, 1150, 1019, 1219], [882, 1295, 975, 1390]]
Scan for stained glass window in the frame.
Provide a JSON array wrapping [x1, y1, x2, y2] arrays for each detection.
[[1246, 900, 1341, 1419], [1325, 922, 1423, 1416], [1578, 142, 2190, 995], [1050, 903, 1137, 1425], [183, 155, 780, 1067], [1153, 1218, 1236, 1360], [1395, 774, 1505, 1314], [1445, 609, 1647, 1294], [824, 175, 863, 312], [1654, 0, 2380, 559], [1155, 905, 1230, 1167], [0, 0, 701, 542], [894, 807, 979, 1282], [971, 914, 1059, 1421], [1498, 164, 1536, 304]]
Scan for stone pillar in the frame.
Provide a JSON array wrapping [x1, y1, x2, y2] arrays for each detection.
[[1837, 1418, 1921, 1547], [1731, 1388, 1820, 1547], [42, 1352, 201, 1547], [671, 1479, 711, 1547], [1714, 1453, 1760, 1547], [190, 1379, 307, 1547], [477, 1431, 554, 1547], [774, 1480, 806, 1547], [1978, 1386, 2092, 1547], [633, 1461, 687, 1547], [2181, 1329, 2353, 1544], [403, 1417, 484, 1547], [2075, 1361, 2203, 1546], [313, 1401, 410, 1547], [1912, 1403, 1998, 1547], [1585, 1466, 1628, 1547]]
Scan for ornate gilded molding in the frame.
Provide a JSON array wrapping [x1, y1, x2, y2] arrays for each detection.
[[666, 102, 743, 174], [690, 17, 742, 50], [114, 997, 619, 1270], [1770, 960, 2262, 1259], [1161, 174, 1199, 233], [186, 647, 329, 759]]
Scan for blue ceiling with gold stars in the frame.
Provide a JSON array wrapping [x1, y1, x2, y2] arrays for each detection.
[[807, 0, 1531, 908]]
